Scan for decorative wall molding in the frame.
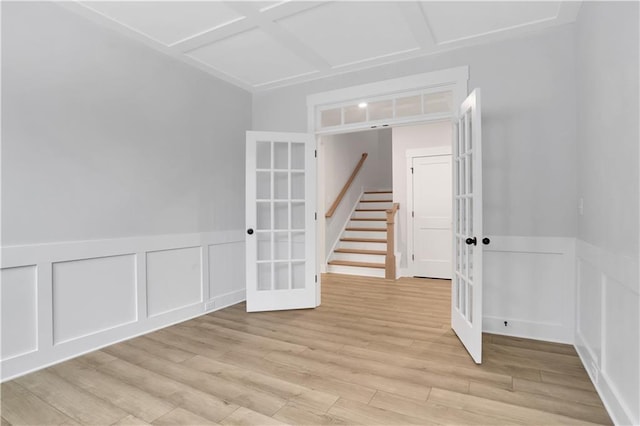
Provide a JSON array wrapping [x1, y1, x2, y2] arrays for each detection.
[[0, 231, 246, 382], [575, 239, 639, 426], [483, 236, 576, 344]]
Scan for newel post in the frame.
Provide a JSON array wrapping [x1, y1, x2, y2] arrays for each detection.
[[385, 203, 399, 280]]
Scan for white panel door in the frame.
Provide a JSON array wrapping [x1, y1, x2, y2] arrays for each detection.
[[412, 155, 452, 279], [452, 89, 484, 363], [246, 131, 317, 312]]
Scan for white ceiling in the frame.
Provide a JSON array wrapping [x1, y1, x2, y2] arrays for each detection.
[[65, 1, 582, 92]]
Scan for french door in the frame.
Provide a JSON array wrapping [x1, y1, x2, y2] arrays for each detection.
[[245, 131, 317, 312], [452, 89, 484, 363]]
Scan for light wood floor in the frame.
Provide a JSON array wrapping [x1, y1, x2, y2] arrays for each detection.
[[2, 274, 611, 425]]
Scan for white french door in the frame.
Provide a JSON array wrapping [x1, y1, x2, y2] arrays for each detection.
[[452, 89, 484, 364], [245, 131, 317, 312]]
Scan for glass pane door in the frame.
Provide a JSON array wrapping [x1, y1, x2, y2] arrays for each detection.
[[246, 131, 316, 312]]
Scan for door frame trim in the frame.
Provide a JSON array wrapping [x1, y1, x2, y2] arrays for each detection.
[[306, 66, 468, 304], [406, 146, 452, 277]]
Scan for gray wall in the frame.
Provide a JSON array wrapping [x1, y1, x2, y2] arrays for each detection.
[[253, 26, 578, 239], [1, 2, 252, 245], [576, 2, 639, 257], [575, 2, 639, 425]]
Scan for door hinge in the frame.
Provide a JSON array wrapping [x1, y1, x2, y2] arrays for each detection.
[[315, 274, 318, 283], [412, 211, 414, 218], [314, 212, 317, 220], [411, 167, 414, 174], [412, 254, 415, 261], [314, 150, 317, 158]]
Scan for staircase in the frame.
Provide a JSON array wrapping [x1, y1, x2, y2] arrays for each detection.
[[327, 191, 394, 278]]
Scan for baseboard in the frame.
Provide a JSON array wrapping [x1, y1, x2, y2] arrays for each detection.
[[207, 289, 246, 312], [1, 231, 246, 381], [484, 316, 572, 344]]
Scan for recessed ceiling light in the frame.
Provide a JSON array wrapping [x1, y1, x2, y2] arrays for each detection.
[[358, 102, 367, 108]]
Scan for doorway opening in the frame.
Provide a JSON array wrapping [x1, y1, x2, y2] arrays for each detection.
[[319, 121, 453, 280]]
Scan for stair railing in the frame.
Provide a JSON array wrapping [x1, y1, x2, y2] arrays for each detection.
[[325, 153, 368, 218], [385, 203, 400, 280]]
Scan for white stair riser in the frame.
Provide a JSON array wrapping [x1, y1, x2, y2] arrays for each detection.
[[352, 211, 387, 219], [348, 220, 387, 228], [361, 192, 393, 201], [358, 202, 393, 210], [332, 252, 386, 263], [339, 241, 387, 251], [327, 265, 386, 278], [343, 230, 387, 239]]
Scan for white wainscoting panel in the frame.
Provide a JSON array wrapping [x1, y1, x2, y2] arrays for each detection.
[[146, 247, 202, 317], [52, 255, 137, 344], [575, 239, 639, 426], [208, 242, 246, 310], [1, 266, 38, 360], [0, 230, 245, 382], [483, 236, 575, 343]]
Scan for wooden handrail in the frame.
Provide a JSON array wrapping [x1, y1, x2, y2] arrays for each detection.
[[385, 203, 400, 280], [325, 153, 368, 218]]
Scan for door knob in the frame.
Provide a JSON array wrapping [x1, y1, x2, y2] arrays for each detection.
[[247, 228, 254, 235], [465, 237, 477, 246], [482, 237, 490, 245]]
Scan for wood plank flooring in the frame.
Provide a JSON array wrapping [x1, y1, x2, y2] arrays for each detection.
[[1, 274, 611, 425]]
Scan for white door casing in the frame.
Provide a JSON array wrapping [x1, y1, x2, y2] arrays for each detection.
[[451, 89, 484, 363], [246, 131, 317, 312], [412, 155, 453, 279]]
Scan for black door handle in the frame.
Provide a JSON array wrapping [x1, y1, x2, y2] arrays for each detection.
[[465, 237, 477, 246], [482, 237, 490, 245], [247, 228, 254, 235]]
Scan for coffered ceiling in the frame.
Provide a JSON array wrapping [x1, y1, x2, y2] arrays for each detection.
[[63, 1, 582, 92]]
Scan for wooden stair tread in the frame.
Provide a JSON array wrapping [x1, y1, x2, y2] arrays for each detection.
[[350, 218, 385, 221], [328, 260, 385, 269], [364, 191, 392, 194], [360, 199, 393, 203], [340, 238, 387, 243], [345, 227, 386, 232], [355, 209, 387, 212], [334, 248, 386, 255]]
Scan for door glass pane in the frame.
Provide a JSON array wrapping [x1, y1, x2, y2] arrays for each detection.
[[257, 171, 271, 199], [368, 100, 393, 121], [291, 172, 304, 199], [274, 202, 288, 230], [466, 282, 472, 322], [291, 232, 305, 259], [274, 143, 288, 169], [466, 111, 473, 150], [396, 95, 422, 117], [321, 108, 341, 127], [274, 232, 289, 260], [291, 202, 305, 230], [292, 262, 305, 289], [274, 172, 288, 199], [257, 141, 271, 169], [424, 91, 453, 114], [291, 143, 305, 169], [460, 278, 467, 316], [274, 263, 289, 290], [257, 232, 270, 261], [344, 104, 366, 124], [257, 263, 271, 291], [257, 202, 271, 230]]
